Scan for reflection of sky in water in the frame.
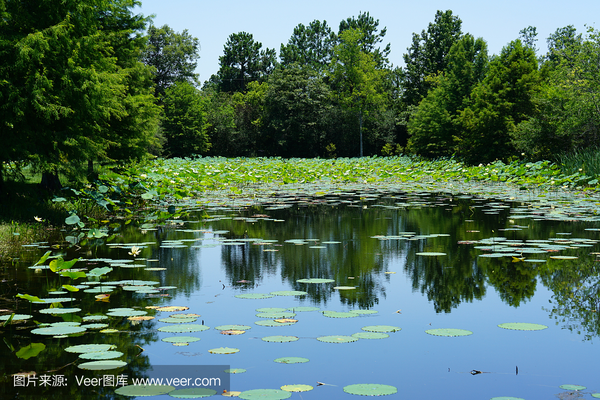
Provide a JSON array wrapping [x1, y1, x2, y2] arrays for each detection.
[[142, 199, 598, 400]]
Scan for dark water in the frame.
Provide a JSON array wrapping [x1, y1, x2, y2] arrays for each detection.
[[1, 189, 599, 399]]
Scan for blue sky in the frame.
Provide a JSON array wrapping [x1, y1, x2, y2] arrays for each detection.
[[135, 0, 597, 84]]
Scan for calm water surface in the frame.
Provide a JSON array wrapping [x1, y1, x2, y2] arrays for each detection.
[[1, 188, 598, 399]]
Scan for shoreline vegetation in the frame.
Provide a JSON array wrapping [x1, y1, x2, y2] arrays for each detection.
[[2, 155, 600, 262]]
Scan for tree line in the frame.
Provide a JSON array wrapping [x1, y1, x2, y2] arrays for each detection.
[[2, 1, 599, 191]]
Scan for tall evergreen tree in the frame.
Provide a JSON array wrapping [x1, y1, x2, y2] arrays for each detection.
[[338, 11, 390, 68], [279, 20, 336, 74]]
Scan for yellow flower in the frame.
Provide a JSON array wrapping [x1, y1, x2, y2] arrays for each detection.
[[128, 246, 141, 257], [34, 216, 43, 222]]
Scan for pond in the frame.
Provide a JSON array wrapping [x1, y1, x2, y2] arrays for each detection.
[[1, 183, 599, 399]]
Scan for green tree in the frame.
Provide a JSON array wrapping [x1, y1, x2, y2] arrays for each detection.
[[407, 35, 488, 157], [401, 10, 463, 107], [338, 11, 390, 68], [457, 39, 540, 164], [142, 24, 200, 98], [162, 81, 210, 157], [0, 0, 160, 190], [328, 28, 387, 157], [279, 20, 336, 74], [264, 64, 333, 157], [215, 32, 276, 93]]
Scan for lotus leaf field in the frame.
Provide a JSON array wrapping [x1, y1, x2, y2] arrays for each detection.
[[1, 156, 599, 399]]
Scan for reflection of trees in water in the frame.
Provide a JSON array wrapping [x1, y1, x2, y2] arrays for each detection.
[[539, 257, 600, 341]]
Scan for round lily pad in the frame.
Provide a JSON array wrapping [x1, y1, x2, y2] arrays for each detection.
[[297, 278, 335, 284], [169, 388, 217, 398], [215, 325, 252, 331], [221, 330, 246, 335], [100, 328, 120, 334], [255, 320, 296, 327], [333, 286, 356, 290], [79, 351, 123, 360], [498, 323, 548, 331], [114, 384, 174, 396], [81, 323, 109, 330], [39, 308, 81, 314], [0, 314, 31, 321], [317, 335, 358, 343], [322, 311, 358, 318], [31, 326, 86, 335], [235, 293, 274, 299], [225, 368, 246, 374], [362, 325, 401, 333], [343, 384, 398, 396], [349, 310, 378, 315], [287, 307, 320, 312], [78, 360, 127, 370], [257, 312, 296, 319], [208, 347, 239, 354], [159, 317, 197, 324], [82, 315, 109, 322], [559, 384, 586, 390], [274, 357, 309, 364], [156, 306, 189, 312], [415, 252, 447, 256], [281, 384, 313, 392], [352, 332, 389, 339], [161, 336, 201, 344], [591, 394, 600, 399], [549, 256, 578, 260], [256, 308, 287, 313], [65, 344, 116, 353], [262, 336, 299, 343], [239, 389, 291, 399], [158, 324, 209, 333], [270, 291, 307, 296], [425, 328, 472, 337], [107, 310, 147, 317]]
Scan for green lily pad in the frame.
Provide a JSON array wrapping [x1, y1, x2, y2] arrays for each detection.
[[255, 320, 297, 327], [80, 323, 109, 330], [31, 326, 86, 335], [270, 291, 308, 296], [349, 310, 378, 315], [281, 384, 313, 392], [591, 393, 600, 399], [498, 323, 548, 331], [208, 347, 239, 354], [79, 351, 123, 360], [215, 325, 252, 331], [333, 286, 356, 290], [559, 384, 586, 390], [322, 311, 358, 318], [161, 336, 201, 344], [361, 325, 401, 333], [78, 360, 127, 370], [256, 308, 287, 312], [549, 255, 578, 260], [0, 314, 32, 321], [107, 310, 147, 317], [65, 344, 116, 353], [39, 307, 81, 314], [296, 278, 335, 283], [239, 389, 291, 399], [159, 317, 197, 324], [225, 368, 246, 374], [235, 293, 274, 299], [114, 384, 175, 396], [343, 384, 398, 396], [262, 336, 299, 343], [158, 324, 210, 333], [352, 332, 389, 339], [317, 335, 358, 343], [287, 307, 320, 312], [274, 357, 309, 364], [16, 343, 45, 360], [425, 328, 472, 337], [169, 388, 217, 398], [415, 252, 447, 256], [256, 312, 296, 319], [82, 315, 109, 322]]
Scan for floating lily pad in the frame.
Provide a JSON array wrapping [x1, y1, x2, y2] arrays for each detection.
[[274, 357, 309, 364], [0, 314, 31, 321], [349, 310, 378, 315], [256, 308, 287, 313], [225, 369, 246, 374], [322, 311, 358, 318], [79, 351, 123, 360], [255, 320, 296, 327], [169, 388, 217, 398], [425, 328, 472, 337], [78, 360, 127, 370], [591, 393, 600, 399], [343, 384, 398, 396], [128, 316, 155, 321], [415, 252, 447, 256], [114, 384, 174, 396], [31, 326, 86, 335], [287, 307, 320, 312], [159, 317, 197, 324], [100, 328, 120, 334], [296, 278, 335, 284], [16, 343, 46, 360], [107, 310, 147, 317], [239, 389, 291, 399], [235, 293, 274, 299], [208, 347, 239, 354], [158, 324, 209, 333], [317, 335, 358, 343], [333, 286, 356, 290], [352, 332, 389, 339], [549, 256, 578, 260], [39, 307, 81, 314], [156, 306, 189, 312], [215, 325, 252, 331], [281, 384, 313, 392], [270, 291, 308, 296], [498, 323, 548, 331], [161, 336, 201, 344], [559, 384, 586, 390], [81, 323, 109, 330], [262, 336, 299, 343], [65, 344, 116, 353], [256, 312, 296, 319], [361, 325, 401, 333]]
